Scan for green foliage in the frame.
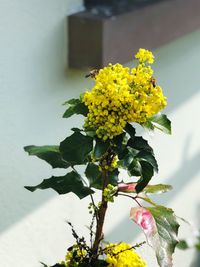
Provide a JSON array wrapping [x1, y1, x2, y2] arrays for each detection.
[[176, 240, 189, 250], [144, 114, 171, 134], [143, 184, 172, 194], [109, 169, 119, 185], [124, 123, 136, 138], [148, 206, 180, 267], [116, 130, 158, 193], [127, 136, 153, 153], [85, 163, 119, 189], [63, 98, 88, 118], [24, 145, 70, 169], [94, 138, 110, 158], [90, 259, 108, 266], [177, 229, 200, 252], [135, 161, 154, 193], [78, 260, 108, 267], [24, 49, 179, 267], [41, 264, 65, 267], [25, 171, 94, 199], [60, 132, 93, 165], [85, 163, 102, 189], [136, 150, 158, 172]]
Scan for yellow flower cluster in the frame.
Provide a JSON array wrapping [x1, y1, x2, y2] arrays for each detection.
[[63, 244, 87, 267], [135, 48, 154, 64], [99, 155, 118, 171], [103, 184, 117, 202], [83, 49, 167, 140], [105, 242, 147, 267]]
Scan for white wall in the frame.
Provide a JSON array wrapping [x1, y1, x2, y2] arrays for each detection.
[[0, 1, 200, 266]]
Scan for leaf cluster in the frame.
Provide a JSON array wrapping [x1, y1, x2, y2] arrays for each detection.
[[24, 97, 179, 267]]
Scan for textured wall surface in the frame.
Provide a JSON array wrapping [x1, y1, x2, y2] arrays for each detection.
[[0, 1, 200, 266]]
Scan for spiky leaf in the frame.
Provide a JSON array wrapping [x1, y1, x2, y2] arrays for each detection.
[[136, 150, 158, 172], [25, 171, 94, 199], [144, 114, 171, 134], [143, 184, 172, 194], [109, 169, 119, 185], [176, 240, 189, 250], [60, 132, 93, 165], [135, 161, 154, 193], [85, 163, 102, 189], [63, 98, 88, 118], [149, 206, 179, 267], [127, 136, 153, 153], [24, 145, 70, 169], [125, 123, 136, 138], [130, 206, 179, 267], [94, 138, 110, 158]]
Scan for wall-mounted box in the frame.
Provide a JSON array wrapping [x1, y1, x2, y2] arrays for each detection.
[[68, 0, 200, 69]]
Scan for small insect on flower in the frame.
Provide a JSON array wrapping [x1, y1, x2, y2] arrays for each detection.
[[85, 69, 99, 78], [151, 77, 157, 88]]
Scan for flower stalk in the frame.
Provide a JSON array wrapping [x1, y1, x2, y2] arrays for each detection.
[[92, 168, 109, 258]]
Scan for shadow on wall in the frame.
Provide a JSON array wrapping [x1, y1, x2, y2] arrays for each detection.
[[1, 19, 200, 238]]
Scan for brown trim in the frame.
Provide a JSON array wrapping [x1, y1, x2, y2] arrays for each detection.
[[68, 0, 200, 69]]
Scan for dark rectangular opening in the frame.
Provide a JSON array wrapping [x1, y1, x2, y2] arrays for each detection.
[[84, 0, 164, 16]]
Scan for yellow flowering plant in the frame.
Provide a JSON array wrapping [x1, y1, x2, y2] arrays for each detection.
[[24, 49, 179, 267]]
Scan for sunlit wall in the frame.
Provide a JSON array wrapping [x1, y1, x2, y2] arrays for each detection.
[[0, 1, 200, 266]]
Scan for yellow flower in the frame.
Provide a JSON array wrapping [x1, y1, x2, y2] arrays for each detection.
[[64, 244, 87, 267], [83, 49, 166, 140], [105, 242, 147, 267], [135, 48, 154, 64]]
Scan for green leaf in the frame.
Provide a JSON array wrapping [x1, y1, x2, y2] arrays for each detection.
[[127, 136, 153, 153], [25, 171, 94, 199], [112, 133, 127, 159], [176, 240, 189, 250], [143, 184, 173, 194], [130, 206, 179, 267], [85, 129, 96, 137], [112, 132, 126, 146], [85, 163, 119, 189], [118, 147, 137, 168], [144, 114, 171, 134], [195, 241, 200, 251], [148, 206, 180, 267], [60, 132, 93, 165], [127, 159, 141, 176], [63, 98, 79, 105], [85, 163, 102, 189], [94, 138, 110, 158], [24, 145, 70, 169], [89, 259, 108, 267], [63, 98, 88, 118], [136, 150, 158, 172], [135, 161, 154, 193], [79, 260, 108, 267], [125, 123, 136, 138], [118, 148, 141, 177], [109, 169, 119, 185], [71, 127, 83, 132]]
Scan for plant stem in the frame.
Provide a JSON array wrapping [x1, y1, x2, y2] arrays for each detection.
[[92, 168, 109, 258], [118, 193, 142, 207]]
